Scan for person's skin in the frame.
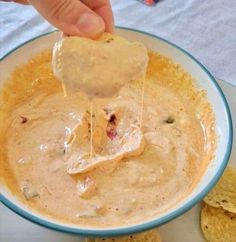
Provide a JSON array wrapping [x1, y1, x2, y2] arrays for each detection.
[[3, 0, 114, 39]]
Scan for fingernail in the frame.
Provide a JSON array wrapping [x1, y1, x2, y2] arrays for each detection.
[[77, 12, 105, 37]]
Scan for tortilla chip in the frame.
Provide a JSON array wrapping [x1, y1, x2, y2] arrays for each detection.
[[204, 167, 236, 213], [201, 205, 236, 242], [52, 33, 148, 98], [85, 229, 162, 242]]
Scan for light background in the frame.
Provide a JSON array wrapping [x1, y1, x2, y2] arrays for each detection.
[[1, 0, 236, 86]]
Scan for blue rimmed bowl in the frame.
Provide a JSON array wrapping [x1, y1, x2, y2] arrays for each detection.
[[0, 27, 233, 237]]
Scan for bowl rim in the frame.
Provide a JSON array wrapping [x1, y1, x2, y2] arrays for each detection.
[[0, 26, 233, 237]]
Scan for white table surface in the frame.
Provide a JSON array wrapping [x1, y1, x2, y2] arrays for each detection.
[[0, 0, 236, 86], [0, 79, 235, 242]]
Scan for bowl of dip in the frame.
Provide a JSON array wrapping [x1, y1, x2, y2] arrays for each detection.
[[0, 27, 233, 237]]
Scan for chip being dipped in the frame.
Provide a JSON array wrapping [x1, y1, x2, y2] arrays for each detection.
[[52, 33, 148, 98]]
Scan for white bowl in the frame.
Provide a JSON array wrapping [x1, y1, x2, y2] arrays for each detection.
[[0, 27, 233, 237]]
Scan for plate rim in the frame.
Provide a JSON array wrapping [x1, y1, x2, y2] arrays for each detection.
[[0, 27, 233, 237]]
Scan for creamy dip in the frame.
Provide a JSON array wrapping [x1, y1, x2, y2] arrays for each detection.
[[0, 50, 215, 228]]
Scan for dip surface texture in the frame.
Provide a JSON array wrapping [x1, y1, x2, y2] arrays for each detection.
[[0, 50, 215, 228]]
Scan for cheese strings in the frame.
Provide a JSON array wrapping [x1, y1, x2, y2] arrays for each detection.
[[62, 73, 145, 159], [139, 73, 146, 128], [89, 100, 94, 158], [62, 83, 67, 97], [62, 83, 94, 158]]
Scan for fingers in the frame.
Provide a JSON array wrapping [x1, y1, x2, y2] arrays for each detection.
[[8, 0, 114, 37], [81, 0, 114, 33], [29, 0, 105, 39]]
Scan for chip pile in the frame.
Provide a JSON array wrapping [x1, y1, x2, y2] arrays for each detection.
[[201, 167, 236, 242]]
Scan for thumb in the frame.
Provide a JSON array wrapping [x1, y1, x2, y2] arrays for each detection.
[[29, 0, 105, 39]]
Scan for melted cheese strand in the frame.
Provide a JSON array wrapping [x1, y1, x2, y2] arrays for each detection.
[[89, 100, 94, 158], [62, 83, 67, 97], [139, 74, 146, 127]]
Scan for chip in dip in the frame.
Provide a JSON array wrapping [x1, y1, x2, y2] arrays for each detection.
[[63, 104, 145, 175], [52, 33, 148, 98]]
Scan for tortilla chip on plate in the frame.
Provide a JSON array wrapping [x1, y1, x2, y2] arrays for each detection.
[[204, 167, 236, 213], [201, 204, 236, 242]]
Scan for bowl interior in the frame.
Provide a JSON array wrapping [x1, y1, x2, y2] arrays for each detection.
[[0, 28, 232, 236]]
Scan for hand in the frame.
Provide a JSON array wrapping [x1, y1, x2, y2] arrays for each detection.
[[5, 0, 114, 39]]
